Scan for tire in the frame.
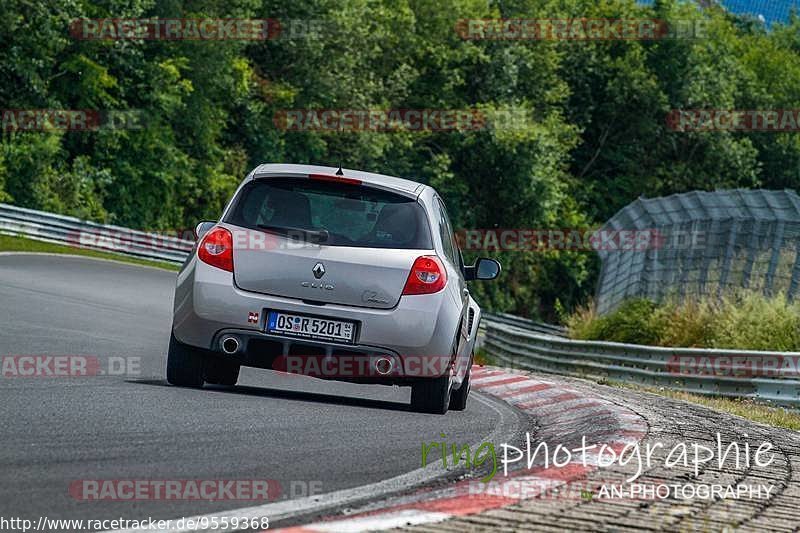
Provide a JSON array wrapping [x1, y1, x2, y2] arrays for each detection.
[[411, 375, 451, 414], [166, 332, 205, 388], [204, 357, 240, 386], [448, 366, 471, 411]]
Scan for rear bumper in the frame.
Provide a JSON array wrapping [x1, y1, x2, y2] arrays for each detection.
[[205, 328, 453, 384], [172, 257, 460, 380]]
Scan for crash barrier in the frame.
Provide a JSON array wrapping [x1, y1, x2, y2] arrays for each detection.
[[481, 312, 566, 338], [0, 203, 193, 264], [483, 321, 800, 408], [5, 203, 796, 406]]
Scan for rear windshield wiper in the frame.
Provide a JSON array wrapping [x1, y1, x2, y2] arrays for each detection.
[[257, 224, 329, 243]]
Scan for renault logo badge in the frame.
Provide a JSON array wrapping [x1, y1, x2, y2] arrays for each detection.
[[312, 262, 325, 279]]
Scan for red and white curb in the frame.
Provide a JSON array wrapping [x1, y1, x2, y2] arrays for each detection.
[[273, 366, 648, 532]]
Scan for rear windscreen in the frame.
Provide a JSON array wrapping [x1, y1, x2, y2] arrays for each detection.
[[225, 178, 433, 249]]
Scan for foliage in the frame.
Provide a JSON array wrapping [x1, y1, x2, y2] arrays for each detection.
[[3, 0, 800, 319], [650, 296, 719, 348], [710, 291, 800, 351], [568, 298, 663, 345], [569, 291, 800, 351]]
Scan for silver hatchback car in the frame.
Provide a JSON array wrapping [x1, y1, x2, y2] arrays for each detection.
[[167, 164, 500, 414]]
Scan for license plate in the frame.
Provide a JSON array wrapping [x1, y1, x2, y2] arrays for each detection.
[[267, 311, 355, 344]]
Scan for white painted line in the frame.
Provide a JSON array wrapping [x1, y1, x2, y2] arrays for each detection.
[[519, 397, 602, 413], [303, 509, 452, 532], [470, 373, 524, 386], [477, 379, 547, 395], [106, 392, 522, 533], [265, 370, 650, 533], [488, 384, 567, 401]]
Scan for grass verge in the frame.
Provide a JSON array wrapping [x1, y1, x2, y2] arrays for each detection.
[[605, 379, 800, 431], [0, 234, 181, 271], [567, 294, 800, 352]]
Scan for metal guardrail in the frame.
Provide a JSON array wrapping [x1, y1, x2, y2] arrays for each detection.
[[482, 321, 800, 407], [0, 203, 193, 264], [7, 203, 798, 406], [482, 312, 566, 338]]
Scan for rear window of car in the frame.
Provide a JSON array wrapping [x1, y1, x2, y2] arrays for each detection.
[[225, 177, 433, 249]]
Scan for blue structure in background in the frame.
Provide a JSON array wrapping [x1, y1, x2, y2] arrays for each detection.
[[722, 0, 798, 23], [639, 0, 798, 25]]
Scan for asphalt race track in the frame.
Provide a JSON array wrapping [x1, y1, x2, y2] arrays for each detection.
[[0, 254, 508, 527]]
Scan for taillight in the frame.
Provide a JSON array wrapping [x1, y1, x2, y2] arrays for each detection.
[[198, 227, 234, 272], [402, 256, 447, 295]]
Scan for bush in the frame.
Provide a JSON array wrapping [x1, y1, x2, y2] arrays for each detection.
[[570, 298, 663, 345], [710, 291, 800, 352], [568, 291, 800, 351], [564, 301, 600, 340], [651, 297, 719, 348]]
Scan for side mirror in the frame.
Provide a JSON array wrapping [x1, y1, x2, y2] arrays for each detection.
[[465, 258, 501, 281], [194, 221, 216, 240]]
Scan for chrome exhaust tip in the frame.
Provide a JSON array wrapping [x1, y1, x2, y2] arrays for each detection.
[[221, 336, 241, 355], [375, 357, 393, 376]]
